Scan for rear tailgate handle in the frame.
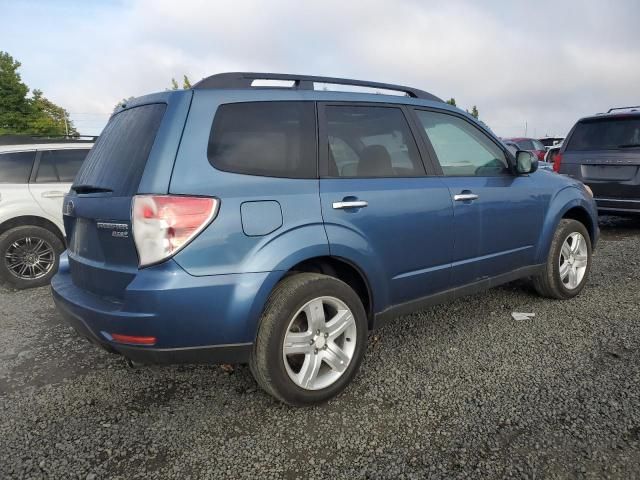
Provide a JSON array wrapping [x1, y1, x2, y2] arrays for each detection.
[[41, 191, 66, 199]]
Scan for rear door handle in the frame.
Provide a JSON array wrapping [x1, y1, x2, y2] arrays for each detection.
[[454, 193, 479, 202], [41, 191, 66, 199], [332, 200, 368, 209]]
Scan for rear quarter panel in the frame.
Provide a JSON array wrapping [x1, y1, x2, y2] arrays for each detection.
[[168, 90, 329, 276], [0, 184, 64, 234]]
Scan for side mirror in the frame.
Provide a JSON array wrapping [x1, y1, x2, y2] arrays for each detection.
[[515, 150, 538, 174]]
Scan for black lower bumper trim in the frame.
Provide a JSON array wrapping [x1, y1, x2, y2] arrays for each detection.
[[115, 343, 252, 365], [596, 198, 640, 214]]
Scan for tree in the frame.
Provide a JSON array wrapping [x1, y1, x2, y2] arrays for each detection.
[[446, 98, 456, 107], [0, 52, 31, 134], [29, 89, 78, 136], [0, 51, 77, 136], [470, 105, 479, 119], [170, 75, 192, 90]]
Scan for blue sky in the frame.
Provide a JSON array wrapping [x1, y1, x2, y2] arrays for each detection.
[[1, 0, 639, 137]]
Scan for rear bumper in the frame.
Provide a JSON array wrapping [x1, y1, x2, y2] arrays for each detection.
[[51, 253, 282, 364], [52, 294, 252, 364], [595, 197, 640, 214]]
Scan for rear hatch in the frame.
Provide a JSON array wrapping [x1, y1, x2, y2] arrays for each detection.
[[561, 115, 640, 198], [64, 93, 187, 300]]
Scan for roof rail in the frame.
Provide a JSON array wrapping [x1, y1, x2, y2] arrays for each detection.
[[193, 72, 443, 102], [0, 135, 97, 146], [608, 106, 640, 113]]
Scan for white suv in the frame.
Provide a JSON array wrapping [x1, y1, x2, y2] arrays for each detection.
[[0, 138, 93, 289]]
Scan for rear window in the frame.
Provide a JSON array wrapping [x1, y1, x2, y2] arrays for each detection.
[[0, 151, 35, 183], [531, 139, 545, 151], [36, 149, 90, 183], [566, 116, 640, 151], [208, 102, 316, 178], [73, 103, 166, 195], [515, 139, 535, 150]]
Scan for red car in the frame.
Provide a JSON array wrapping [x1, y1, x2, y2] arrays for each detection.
[[504, 137, 547, 161]]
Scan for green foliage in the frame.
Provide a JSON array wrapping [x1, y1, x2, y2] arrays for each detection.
[[0, 51, 77, 136], [113, 96, 135, 113], [29, 89, 78, 136], [170, 75, 192, 90], [446, 97, 480, 120]]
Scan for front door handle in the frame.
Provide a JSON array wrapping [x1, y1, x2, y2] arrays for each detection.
[[41, 191, 66, 199], [332, 200, 368, 209], [454, 193, 479, 202]]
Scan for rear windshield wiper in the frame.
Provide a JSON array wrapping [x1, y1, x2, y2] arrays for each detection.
[[72, 185, 113, 194], [618, 143, 640, 148]]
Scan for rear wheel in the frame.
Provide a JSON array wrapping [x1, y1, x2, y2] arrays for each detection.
[[533, 219, 592, 299], [0, 225, 64, 289], [250, 273, 367, 406]]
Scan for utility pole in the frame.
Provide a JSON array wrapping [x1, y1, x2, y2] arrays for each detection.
[[64, 113, 69, 137], [524, 121, 528, 137]]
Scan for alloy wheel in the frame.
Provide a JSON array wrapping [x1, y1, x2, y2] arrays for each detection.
[[559, 232, 588, 290], [282, 296, 357, 391], [4, 236, 55, 280]]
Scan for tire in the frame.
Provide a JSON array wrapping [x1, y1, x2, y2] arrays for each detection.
[[250, 272, 368, 406], [533, 219, 592, 299], [0, 225, 65, 290]]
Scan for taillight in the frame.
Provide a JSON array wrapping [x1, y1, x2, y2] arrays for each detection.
[[553, 153, 563, 172], [132, 195, 219, 267]]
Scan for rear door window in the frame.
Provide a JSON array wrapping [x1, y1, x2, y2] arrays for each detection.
[[208, 102, 316, 178], [566, 117, 640, 151], [324, 105, 424, 177], [73, 103, 166, 195], [0, 151, 36, 183], [36, 149, 90, 183]]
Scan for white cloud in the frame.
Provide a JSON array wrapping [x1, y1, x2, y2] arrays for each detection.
[[2, 0, 638, 137]]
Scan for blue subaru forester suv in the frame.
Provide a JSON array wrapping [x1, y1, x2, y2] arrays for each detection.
[[52, 73, 598, 405]]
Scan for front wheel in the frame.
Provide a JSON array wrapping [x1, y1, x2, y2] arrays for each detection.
[[250, 273, 368, 406], [533, 219, 592, 299]]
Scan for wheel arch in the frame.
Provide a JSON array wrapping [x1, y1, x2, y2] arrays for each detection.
[[0, 215, 65, 245], [536, 188, 598, 263], [561, 206, 596, 244], [285, 255, 374, 328]]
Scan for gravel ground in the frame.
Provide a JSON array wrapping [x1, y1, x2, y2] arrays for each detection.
[[1, 216, 640, 479]]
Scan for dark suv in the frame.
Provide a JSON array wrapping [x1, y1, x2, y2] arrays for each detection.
[[52, 73, 598, 405], [555, 107, 640, 214]]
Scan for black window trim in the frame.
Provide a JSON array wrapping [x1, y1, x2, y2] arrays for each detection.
[[207, 100, 319, 180], [317, 101, 437, 179], [408, 107, 516, 177], [29, 150, 42, 183]]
